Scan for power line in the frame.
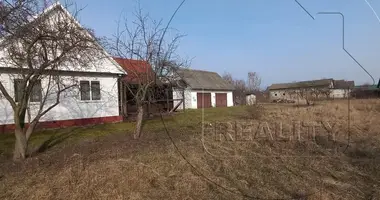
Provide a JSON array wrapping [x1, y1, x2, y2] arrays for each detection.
[[295, 1, 376, 85]]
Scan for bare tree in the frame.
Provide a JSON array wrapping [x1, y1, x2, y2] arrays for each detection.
[[319, 88, 332, 99], [247, 72, 261, 92], [113, 1, 187, 139], [0, 1, 103, 160], [222, 72, 247, 105], [293, 88, 313, 105], [222, 71, 263, 105], [222, 72, 233, 85], [287, 89, 298, 100], [310, 88, 322, 99]]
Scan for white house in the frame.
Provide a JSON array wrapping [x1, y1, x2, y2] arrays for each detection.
[[268, 78, 355, 102], [0, 3, 126, 133], [172, 69, 235, 109]]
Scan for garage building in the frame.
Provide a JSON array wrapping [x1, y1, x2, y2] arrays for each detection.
[[173, 69, 235, 109]]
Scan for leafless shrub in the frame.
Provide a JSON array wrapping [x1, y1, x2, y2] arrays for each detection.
[[245, 104, 265, 120], [222, 71, 262, 105]]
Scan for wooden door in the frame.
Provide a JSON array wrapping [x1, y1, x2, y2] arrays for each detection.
[[215, 93, 227, 107], [197, 93, 211, 108]]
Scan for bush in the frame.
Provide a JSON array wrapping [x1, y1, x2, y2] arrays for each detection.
[[245, 103, 265, 120]]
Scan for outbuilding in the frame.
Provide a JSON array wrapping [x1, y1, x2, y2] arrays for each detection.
[[245, 93, 257, 105], [173, 69, 235, 109]]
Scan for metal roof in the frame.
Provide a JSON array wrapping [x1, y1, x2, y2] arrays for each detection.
[[268, 79, 333, 90], [333, 80, 355, 89]]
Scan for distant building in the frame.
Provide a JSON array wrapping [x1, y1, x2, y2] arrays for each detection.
[[245, 93, 256, 105], [268, 79, 334, 101], [331, 80, 355, 98], [268, 78, 355, 101]]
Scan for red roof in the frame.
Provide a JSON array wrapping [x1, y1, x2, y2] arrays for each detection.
[[113, 57, 155, 84]]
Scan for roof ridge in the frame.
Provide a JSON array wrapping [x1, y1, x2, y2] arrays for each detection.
[[177, 68, 234, 90], [179, 68, 218, 74], [270, 78, 334, 85]]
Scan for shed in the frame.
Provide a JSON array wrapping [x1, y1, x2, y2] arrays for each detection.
[[245, 93, 256, 105], [173, 69, 235, 109]]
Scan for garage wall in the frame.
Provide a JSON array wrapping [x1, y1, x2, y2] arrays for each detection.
[[172, 89, 233, 109], [191, 90, 233, 109]]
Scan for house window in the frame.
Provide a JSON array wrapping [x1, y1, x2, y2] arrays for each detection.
[[91, 81, 101, 100], [274, 93, 277, 96], [80, 81, 91, 100], [30, 81, 42, 102], [14, 79, 23, 102], [80, 80, 101, 101], [14, 79, 42, 103], [283, 93, 285, 96]]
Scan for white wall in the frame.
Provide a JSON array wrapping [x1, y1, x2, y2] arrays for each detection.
[[270, 88, 350, 100], [331, 89, 349, 99], [0, 5, 125, 76], [270, 90, 294, 100], [0, 4, 125, 126], [246, 94, 256, 105], [190, 90, 233, 109], [0, 74, 120, 125], [172, 89, 233, 109], [172, 88, 192, 110]]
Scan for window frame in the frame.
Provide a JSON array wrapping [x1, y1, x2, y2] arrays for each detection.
[[90, 81, 101, 101], [30, 80, 42, 103], [79, 80, 91, 101], [14, 79, 42, 103], [14, 79, 24, 103], [79, 80, 102, 102]]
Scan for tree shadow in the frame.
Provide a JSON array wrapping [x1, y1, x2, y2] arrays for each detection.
[[33, 127, 81, 154]]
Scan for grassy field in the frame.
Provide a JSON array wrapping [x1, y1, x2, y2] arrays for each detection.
[[0, 99, 380, 199]]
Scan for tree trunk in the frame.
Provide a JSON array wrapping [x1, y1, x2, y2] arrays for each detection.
[[13, 118, 37, 161], [13, 127, 27, 161], [134, 104, 144, 139]]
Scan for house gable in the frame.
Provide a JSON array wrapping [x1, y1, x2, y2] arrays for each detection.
[[0, 2, 126, 75]]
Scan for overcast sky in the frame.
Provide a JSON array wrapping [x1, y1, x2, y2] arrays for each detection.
[[70, 0, 380, 88]]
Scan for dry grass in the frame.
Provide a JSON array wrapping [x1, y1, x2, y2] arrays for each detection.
[[245, 103, 265, 120], [1, 99, 380, 199]]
